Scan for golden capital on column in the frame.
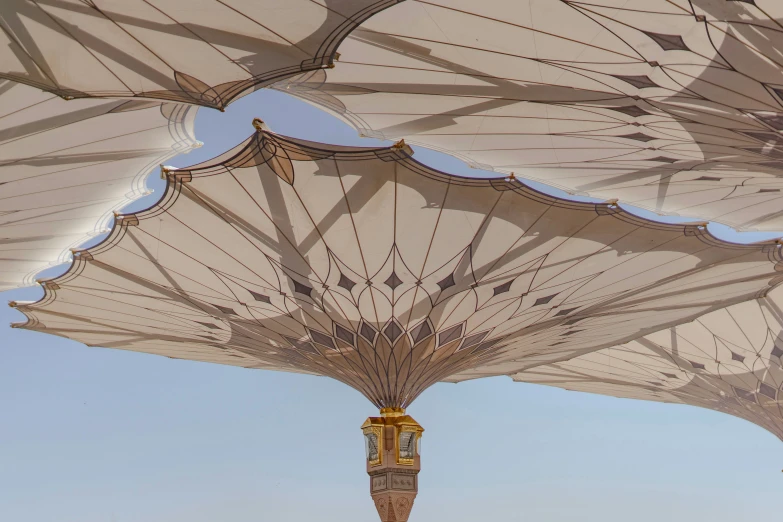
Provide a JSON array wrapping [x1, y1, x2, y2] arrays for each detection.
[[361, 411, 424, 522]]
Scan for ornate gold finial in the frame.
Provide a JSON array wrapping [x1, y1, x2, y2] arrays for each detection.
[[505, 172, 516, 181], [380, 407, 406, 417], [252, 118, 268, 131], [391, 139, 413, 155]]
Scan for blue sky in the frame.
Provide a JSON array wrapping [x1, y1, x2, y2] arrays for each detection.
[[1, 89, 781, 522]]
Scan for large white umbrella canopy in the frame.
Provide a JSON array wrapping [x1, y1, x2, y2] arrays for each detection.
[[0, 0, 404, 109], [507, 284, 783, 441], [0, 79, 197, 290], [10, 124, 783, 408], [277, 0, 783, 230]]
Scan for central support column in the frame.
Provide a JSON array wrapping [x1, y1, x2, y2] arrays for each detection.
[[361, 408, 424, 522]]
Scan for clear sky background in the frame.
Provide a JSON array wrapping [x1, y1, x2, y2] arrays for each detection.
[[1, 89, 781, 522]]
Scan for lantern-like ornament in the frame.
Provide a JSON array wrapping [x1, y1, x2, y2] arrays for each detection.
[[361, 408, 424, 522]]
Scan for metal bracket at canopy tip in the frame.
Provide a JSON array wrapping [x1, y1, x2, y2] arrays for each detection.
[[252, 118, 269, 132], [36, 280, 59, 290], [392, 139, 413, 155], [8, 301, 17, 308], [334, 52, 341, 61]]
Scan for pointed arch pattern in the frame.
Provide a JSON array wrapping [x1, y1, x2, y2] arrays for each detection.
[[0, 79, 198, 290], [278, 0, 783, 231], [506, 286, 783, 441], [0, 0, 405, 109], [11, 127, 783, 408]]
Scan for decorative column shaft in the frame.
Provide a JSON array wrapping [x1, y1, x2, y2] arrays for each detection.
[[361, 408, 423, 522]]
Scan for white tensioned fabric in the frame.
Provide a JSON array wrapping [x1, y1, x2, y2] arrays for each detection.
[[0, 79, 197, 290], [10, 126, 783, 408], [278, 0, 783, 231], [502, 285, 783, 441], [0, 0, 404, 110]]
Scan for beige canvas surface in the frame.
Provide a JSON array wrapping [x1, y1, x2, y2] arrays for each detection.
[[0, 0, 404, 109], [12, 127, 783, 409], [0, 80, 197, 290], [278, 0, 783, 230]]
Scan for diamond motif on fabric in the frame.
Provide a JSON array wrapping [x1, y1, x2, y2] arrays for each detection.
[[437, 323, 464, 348], [308, 329, 336, 350], [647, 156, 679, 163], [360, 321, 377, 343], [689, 360, 705, 370], [643, 31, 689, 51], [248, 290, 271, 303], [613, 75, 657, 89], [492, 280, 513, 296], [758, 382, 777, 399], [437, 273, 455, 291], [338, 273, 356, 291], [334, 323, 355, 345], [619, 132, 655, 142], [534, 294, 557, 306], [613, 105, 650, 118], [731, 351, 745, 362], [458, 331, 489, 351], [384, 321, 403, 344], [292, 279, 313, 297], [284, 336, 318, 354], [385, 271, 403, 290], [211, 304, 236, 315], [410, 321, 433, 344]]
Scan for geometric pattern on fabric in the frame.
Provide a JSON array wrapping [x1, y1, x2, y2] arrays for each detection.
[[277, 0, 783, 231], [506, 286, 783, 441], [0, 79, 197, 290], [10, 126, 783, 408], [0, 0, 404, 110]]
